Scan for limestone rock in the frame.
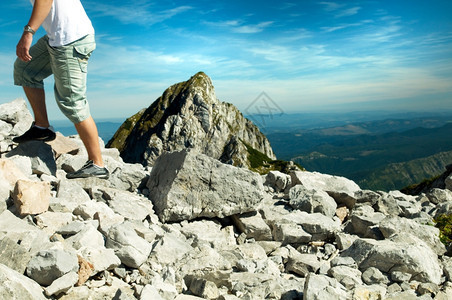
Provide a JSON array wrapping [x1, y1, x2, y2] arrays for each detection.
[[446, 174, 452, 190], [361, 267, 389, 285], [6, 141, 56, 176], [0, 210, 51, 273], [231, 211, 273, 241], [303, 273, 347, 300], [26, 249, 79, 286], [79, 247, 121, 274], [0, 263, 46, 300], [272, 222, 312, 245], [44, 271, 79, 297], [290, 170, 360, 194], [264, 171, 291, 193], [101, 188, 154, 221], [180, 219, 235, 248], [13, 179, 50, 216], [0, 98, 34, 137], [327, 265, 362, 289], [286, 252, 321, 277], [0, 158, 29, 188], [378, 216, 446, 255], [279, 210, 341, 241], [189, 277, 220, 299], [150, 232, 194, 266], [107, 72, 275, 168], [147, 149, 264, 222], [106, 222, 152, 268], [289, 185, 337, 218], [341, 234, 442, 284], [46, 133, 79, 158]]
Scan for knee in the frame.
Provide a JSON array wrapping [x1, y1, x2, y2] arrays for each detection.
[[13, 58, 24, 80]]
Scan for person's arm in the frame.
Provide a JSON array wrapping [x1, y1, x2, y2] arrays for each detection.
[[16, 0, 53, 62]]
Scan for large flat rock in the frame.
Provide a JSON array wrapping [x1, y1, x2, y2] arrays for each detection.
[[147, 149, 264, 222]]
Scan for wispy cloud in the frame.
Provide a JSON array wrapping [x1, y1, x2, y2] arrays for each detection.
[[319, 2, 344, 12], [321, 20, 373, 32], [204, 20, 274, 34], [335, 6, 361, 18], [318, 2, 361, 18], [85, 1, 192, 26]]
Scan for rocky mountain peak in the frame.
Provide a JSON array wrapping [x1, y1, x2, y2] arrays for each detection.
[[107, 72, 276, 168]]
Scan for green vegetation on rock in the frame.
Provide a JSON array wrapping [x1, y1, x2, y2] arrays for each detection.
[[400, 174, 442, 195], [243, 141, 304, 175], [434, 214, 452, 246]]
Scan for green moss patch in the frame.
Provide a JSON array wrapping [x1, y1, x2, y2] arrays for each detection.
[[242, 141, 304, 175], [434, 214, 452, 246]]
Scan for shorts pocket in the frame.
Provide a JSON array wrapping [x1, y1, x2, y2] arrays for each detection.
[[73, 43, 96, 73]]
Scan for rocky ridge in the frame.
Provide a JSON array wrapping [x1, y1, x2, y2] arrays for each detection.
[[107, 72, 275, 169], [1, 98, 452, 299]]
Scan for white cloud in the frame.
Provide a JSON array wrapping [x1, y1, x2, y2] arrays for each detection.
[[319, 2, 343, 12], [335, 6, 361, 18], [204, 20, 273, 34], [85, 1, 192, 26], [318, 2, 361, 18]]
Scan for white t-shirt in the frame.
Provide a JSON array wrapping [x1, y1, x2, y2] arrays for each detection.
[[30, 0, 95, 47]]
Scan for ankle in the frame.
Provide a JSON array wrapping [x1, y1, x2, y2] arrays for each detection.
[[92, 160, 104, 168]]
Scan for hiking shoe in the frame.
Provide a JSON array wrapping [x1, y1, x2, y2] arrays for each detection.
[[12, 122, 56, 143], [66, 160, 110, 179]]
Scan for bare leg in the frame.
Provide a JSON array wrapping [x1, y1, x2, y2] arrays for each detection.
[[23, 86, 50, 127], [74, 116, 104, 167]]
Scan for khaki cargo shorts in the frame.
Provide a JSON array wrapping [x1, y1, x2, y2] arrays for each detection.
[[14, 34, 96, 124]]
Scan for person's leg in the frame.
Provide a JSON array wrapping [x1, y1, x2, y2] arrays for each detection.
[[13, 36, 55, 142], [22, 86, 50, 128], [74, 116, 104, 167], [48, 35, 108, 178]]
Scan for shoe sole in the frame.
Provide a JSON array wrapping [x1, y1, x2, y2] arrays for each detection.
[[13, 136, 56, 143], [66, 174, 110, 180]]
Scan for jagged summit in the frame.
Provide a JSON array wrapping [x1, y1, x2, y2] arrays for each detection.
[[107, 72, 276, 167]]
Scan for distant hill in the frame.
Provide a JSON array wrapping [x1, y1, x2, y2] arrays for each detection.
[[361, 151, 452, 191], [268, 121, 452, 191]]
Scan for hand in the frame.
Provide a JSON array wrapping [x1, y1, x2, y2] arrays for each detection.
[[16, 32, 33, 62]]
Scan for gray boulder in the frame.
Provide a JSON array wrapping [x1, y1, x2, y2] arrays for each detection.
[[290, 170, 360, 194], [0, 98, 33, 137], [0, 263, 46, 300], [106, 222, 152, 268], [344, 205, 385, 239], [147, 149, 264, 222], [44, 271, 79, 297], [303, 273, 347, 300], [427, 188, 452, 204], [6, 141, 56, 176], [272, 222, 312, 245], [446, 174, 452, 190], [378, 216, 446, 255], [264, 171, 291, 193], [327, 266, 362, 289], [101, 188, 155, 221], [231, 211, 273, 241], [0, 210, 51, 273], [279, 210, 341, 241], [26, 249, 79, 286], [341, 234, 442, 284], [289, 185, 337, 218]]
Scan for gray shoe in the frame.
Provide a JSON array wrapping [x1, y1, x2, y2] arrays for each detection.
[[66, 160, 109, 179]]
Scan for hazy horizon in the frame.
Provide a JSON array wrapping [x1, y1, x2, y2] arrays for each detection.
[[1, 1, 451, 120]]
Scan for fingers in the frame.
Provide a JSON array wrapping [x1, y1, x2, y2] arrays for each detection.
[[16, 34, 33, 62], [17, 49, 32, 62]]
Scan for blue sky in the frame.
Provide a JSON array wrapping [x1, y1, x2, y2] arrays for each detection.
[[0, 0, 451, 120]]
